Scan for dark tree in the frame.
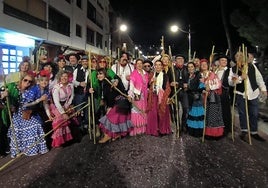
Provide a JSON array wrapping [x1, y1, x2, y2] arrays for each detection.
[[230, 0, 268, 53]]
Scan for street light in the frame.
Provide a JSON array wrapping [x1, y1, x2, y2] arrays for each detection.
[[108, 24, 128, 57], [170, 24, 192, 61], [119, 24, 128, 32]]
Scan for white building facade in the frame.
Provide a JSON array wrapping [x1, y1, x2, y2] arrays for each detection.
[[0, 0, 130, 74]]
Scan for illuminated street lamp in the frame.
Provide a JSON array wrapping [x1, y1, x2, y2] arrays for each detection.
[[108, 24, 128, 57], [170, 24, 192, 61], [119, 24, 128, 32]]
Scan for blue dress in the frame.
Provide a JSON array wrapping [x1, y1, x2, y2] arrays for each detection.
[[187, 82, 205, 137], [8, 85, 48, 158]]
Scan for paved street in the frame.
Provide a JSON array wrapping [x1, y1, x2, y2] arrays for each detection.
[[0, 113, 268, 187]]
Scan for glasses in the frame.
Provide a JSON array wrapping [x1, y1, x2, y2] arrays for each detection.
[[23, 79, 33, 84], [143, 65, 151, 68]]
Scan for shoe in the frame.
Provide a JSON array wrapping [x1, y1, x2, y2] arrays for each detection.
[[251, 134, 266, 142], [263, 118, 268, 122], [239, 132, 249, 142], [112, 135, 121, 141], [83, 124, 89, 129], [98, 134, 111, 144], [96, 127, 101, 138]]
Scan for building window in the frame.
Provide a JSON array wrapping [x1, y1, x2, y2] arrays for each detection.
[[86, 27, 94, 45], [77, 0, 82, 8], [3, 3, 46, 28], [76, 24, 82, 37], [65, 0, 71, 3], [96, 32, 103, 49], [49, 7, 70, 36], [87, 1, 96, 23]]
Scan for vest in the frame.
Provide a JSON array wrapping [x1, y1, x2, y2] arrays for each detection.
[[232, 64, 258, 92], [74, 67, 87, 94], [221, 68, 230, 89]]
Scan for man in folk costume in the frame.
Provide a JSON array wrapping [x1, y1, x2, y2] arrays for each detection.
[[72, 55, 89, 131], [228, 52, 267, 141], [111, 52, 134, 92], [172, 54, 189, 133], [64, 52, 81, 73], [143, 59, 153, 74], [215, 53, 232, 136]]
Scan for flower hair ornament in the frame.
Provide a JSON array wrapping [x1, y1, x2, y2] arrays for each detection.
[[27, 70, 37, 77], [39, 69, 51, 79]]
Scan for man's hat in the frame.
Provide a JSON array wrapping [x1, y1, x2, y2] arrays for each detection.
[[65, 52, 81, 61], [215, 53, 230, 61], [215, 53, 231, 66], [143, 59, 153, 66], [175, 54, 186, 60], [81, 55, 89, 60]]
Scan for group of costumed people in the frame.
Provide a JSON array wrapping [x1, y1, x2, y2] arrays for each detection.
[[0, 47, 267, 160]]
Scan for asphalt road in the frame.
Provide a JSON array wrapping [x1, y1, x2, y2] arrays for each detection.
[[0, 121, 268, 188]]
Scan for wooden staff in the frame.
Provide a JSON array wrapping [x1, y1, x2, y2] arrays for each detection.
[[88, 50, 96, 144], [169, 88, 183, 101], [231, 47, 241, 141], [161, 36, 165, 55], [117, 48, 120, 59], [192, 51, 196, 60], [225, 49, 229, 56], [0, 103, 89, 172], [202, 46, 215, 143], [202, 91, 208, 143], [104, 78, 146, 116], [208, 45, 215, 69], [0, 66, 19, 154], [44, 102, 86, 123], [242, 45, 252, 145], [169, 45, 180, 138]]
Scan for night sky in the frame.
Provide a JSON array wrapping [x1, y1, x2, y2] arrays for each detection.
[[110, 0, 251, 59]]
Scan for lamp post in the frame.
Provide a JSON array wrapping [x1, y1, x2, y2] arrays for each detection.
[[108, 24, 128, 58], [170, 24, 192, 61]]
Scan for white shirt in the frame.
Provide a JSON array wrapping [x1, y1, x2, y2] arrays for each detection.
[[228, 64, 266, 100], [111, 63, 134, 91], [72, 66, 89, 87]]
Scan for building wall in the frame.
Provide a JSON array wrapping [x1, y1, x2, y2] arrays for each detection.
[[0, 0, 112, 55]]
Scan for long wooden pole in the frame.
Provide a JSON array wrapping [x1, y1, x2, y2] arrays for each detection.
[[202, 46, 215, 143], [0, 65, 19, 154], [231, 48, 241, 142], [0, 103, 89, 171], [104, 78, 146, 116], [161, 36, 165, 55], [88, 51, 96, 144], [45, 102, 86, 123], [208, 45, 215, 70], [242, 45, 252, 145], [169, 45, 180, 138]]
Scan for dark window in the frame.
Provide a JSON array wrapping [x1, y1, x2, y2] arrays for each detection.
[[3, 3, 46, 28], [87, 1, 96, 23], [97, 0, 104, 10], [65, 0, 71, 3], [77, 0, 82, 8], [86, 27, 94, 45], [96, 32, 103, 49], [76, 24, 82, 37], [49, 7, 70, 36]]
